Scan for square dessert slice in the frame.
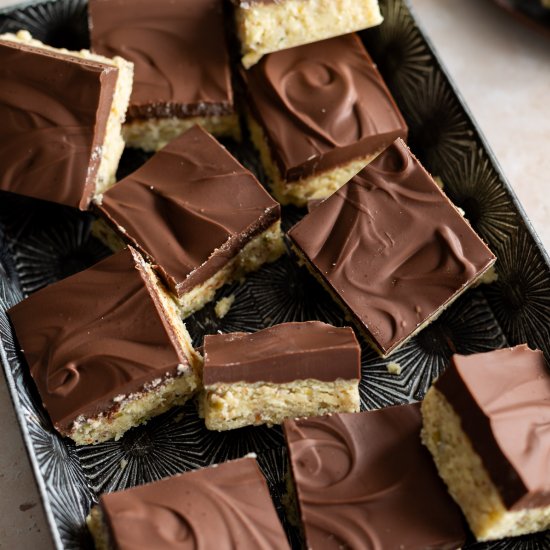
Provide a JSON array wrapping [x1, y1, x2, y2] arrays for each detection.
[[288, 138, 496, 357], [283, 404, 467, 549], [94, 125, 285, 319], [200, 321, 361, 431], [7, 247, 201, 445], [233, 0, 383, 68], [87, 456, 290, 549], [89, 0, 238, 152], [0, 30, 133, 209], [242, 34, 407, 206], [421, 345, 550, 541]]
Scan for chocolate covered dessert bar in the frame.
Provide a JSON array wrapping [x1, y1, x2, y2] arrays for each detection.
[[421, 345, 550, 540], [243, 34, 407, 206], [89, 0, 238, 152], [0, 31, 133, 209], [87, 456, 290, 549], [233, 0, 383, 68], [288, 139, 496, 357], [200, 322, 361, 431], [94, 126, 284, 318], [8, 248, 201, 445], [283, 404, 467, 549]]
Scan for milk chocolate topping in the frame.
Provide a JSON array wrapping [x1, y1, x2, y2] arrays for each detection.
[[100, 457, 290, 550], [243, 34, 407, 181], [0, 38, 117, 209], [435, 345, 550, 510], [203, 321, 360, 385], [284, 404, 466, 549], [89, 0, 233, 121], [288, 139, 496, 355], [99, 126, 280, 297], [7, 248, 190, 433]]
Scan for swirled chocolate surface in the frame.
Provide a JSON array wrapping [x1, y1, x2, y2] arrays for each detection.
[[284, 404, 466, 549], [203, 321, 360, 385], [99, 126, 280, 297], [288, 139, 496, 355], [7, 248, 190, 433], [435, 345, 550, 510], [100, 456, 290, 550], [0, 38, 117, 209], [89, 0, 233, 121], [243, 34, 407, 181]]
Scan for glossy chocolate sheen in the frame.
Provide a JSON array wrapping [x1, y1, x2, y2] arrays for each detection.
[[435, 345, 550, 510], [7, 248, 190, 433], [100, 457, 290, 550], [243, 34, 407, 181], [99, 126, 280, 297], [0, 38, 117, 209], [284, 404, 467, 549], [288, 139, 496, 356], [203, 321, 360, 385], [89, 0, 233, 121]]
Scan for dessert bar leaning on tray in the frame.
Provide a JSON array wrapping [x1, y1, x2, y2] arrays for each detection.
[[0, 30, 133, 209], [8, 248, 201, 445]]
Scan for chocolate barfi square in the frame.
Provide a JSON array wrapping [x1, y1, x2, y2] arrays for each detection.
[[243, 33, 407, 206], [94, 125, 285, 319], [87, 456, 290, 549], [422, 345, 550, 540], [89, 0, 238, 152], [283, 404, 467, 549], [233, 0, 383, 68], [288, 139, 496, 357], [8, 247, 201, 445], [200, 321, 361, 431], [0, 31, 133, 209]]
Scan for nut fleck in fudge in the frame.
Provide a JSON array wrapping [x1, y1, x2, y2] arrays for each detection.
[[94, 126, 284, 319], [283, 404, 467, 549], [200, 321, 361, 431], [288, 139, 496, 357], [422, 345, 550, 541], [87, 456, 290, 550], [8, 248, 201, 445], [89, 0, 238, 151], [243, 34, 407, 206], [0, 30, 133, 209], [233, 0, 383, 68]]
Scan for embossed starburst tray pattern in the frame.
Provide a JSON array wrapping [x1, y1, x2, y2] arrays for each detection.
[[1, 1, 549, 548]]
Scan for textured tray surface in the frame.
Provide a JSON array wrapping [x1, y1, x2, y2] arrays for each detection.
[[1, 0, 549, 548]]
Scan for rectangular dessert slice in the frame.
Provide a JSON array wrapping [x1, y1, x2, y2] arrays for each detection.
[[283, 404, 467, 549], [233, 0, 383, 68], [288, 138, 496, 357], [87, 456, 290, 550], [94, 125, 285, 319], [7, 247, 201, 445], [242, 34, 407, 206], [89, 0, 239, 152], [200, 321, 361, 431], [421, 345, 550, 541], [0, 30, 133, 209]]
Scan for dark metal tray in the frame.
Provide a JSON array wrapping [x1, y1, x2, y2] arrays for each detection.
[[1, 0, 549, 548]]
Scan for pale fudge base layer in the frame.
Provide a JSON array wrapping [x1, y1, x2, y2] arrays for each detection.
[[123, 113, 241, 152], [1, 31, 134, 200], [248, 113, 379, 206], [200, 378, 360, 431], [87, 507, 111, 550], [70, 258, 201, 445], [290, 243, 496, 358], [236, 0, 383, 68], [421, 387, 550, 541]]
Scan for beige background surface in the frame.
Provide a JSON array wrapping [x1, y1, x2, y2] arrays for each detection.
[[0, 0, 549, 548]]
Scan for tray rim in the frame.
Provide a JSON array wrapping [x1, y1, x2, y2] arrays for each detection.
[[0, 0, 549, 548]]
